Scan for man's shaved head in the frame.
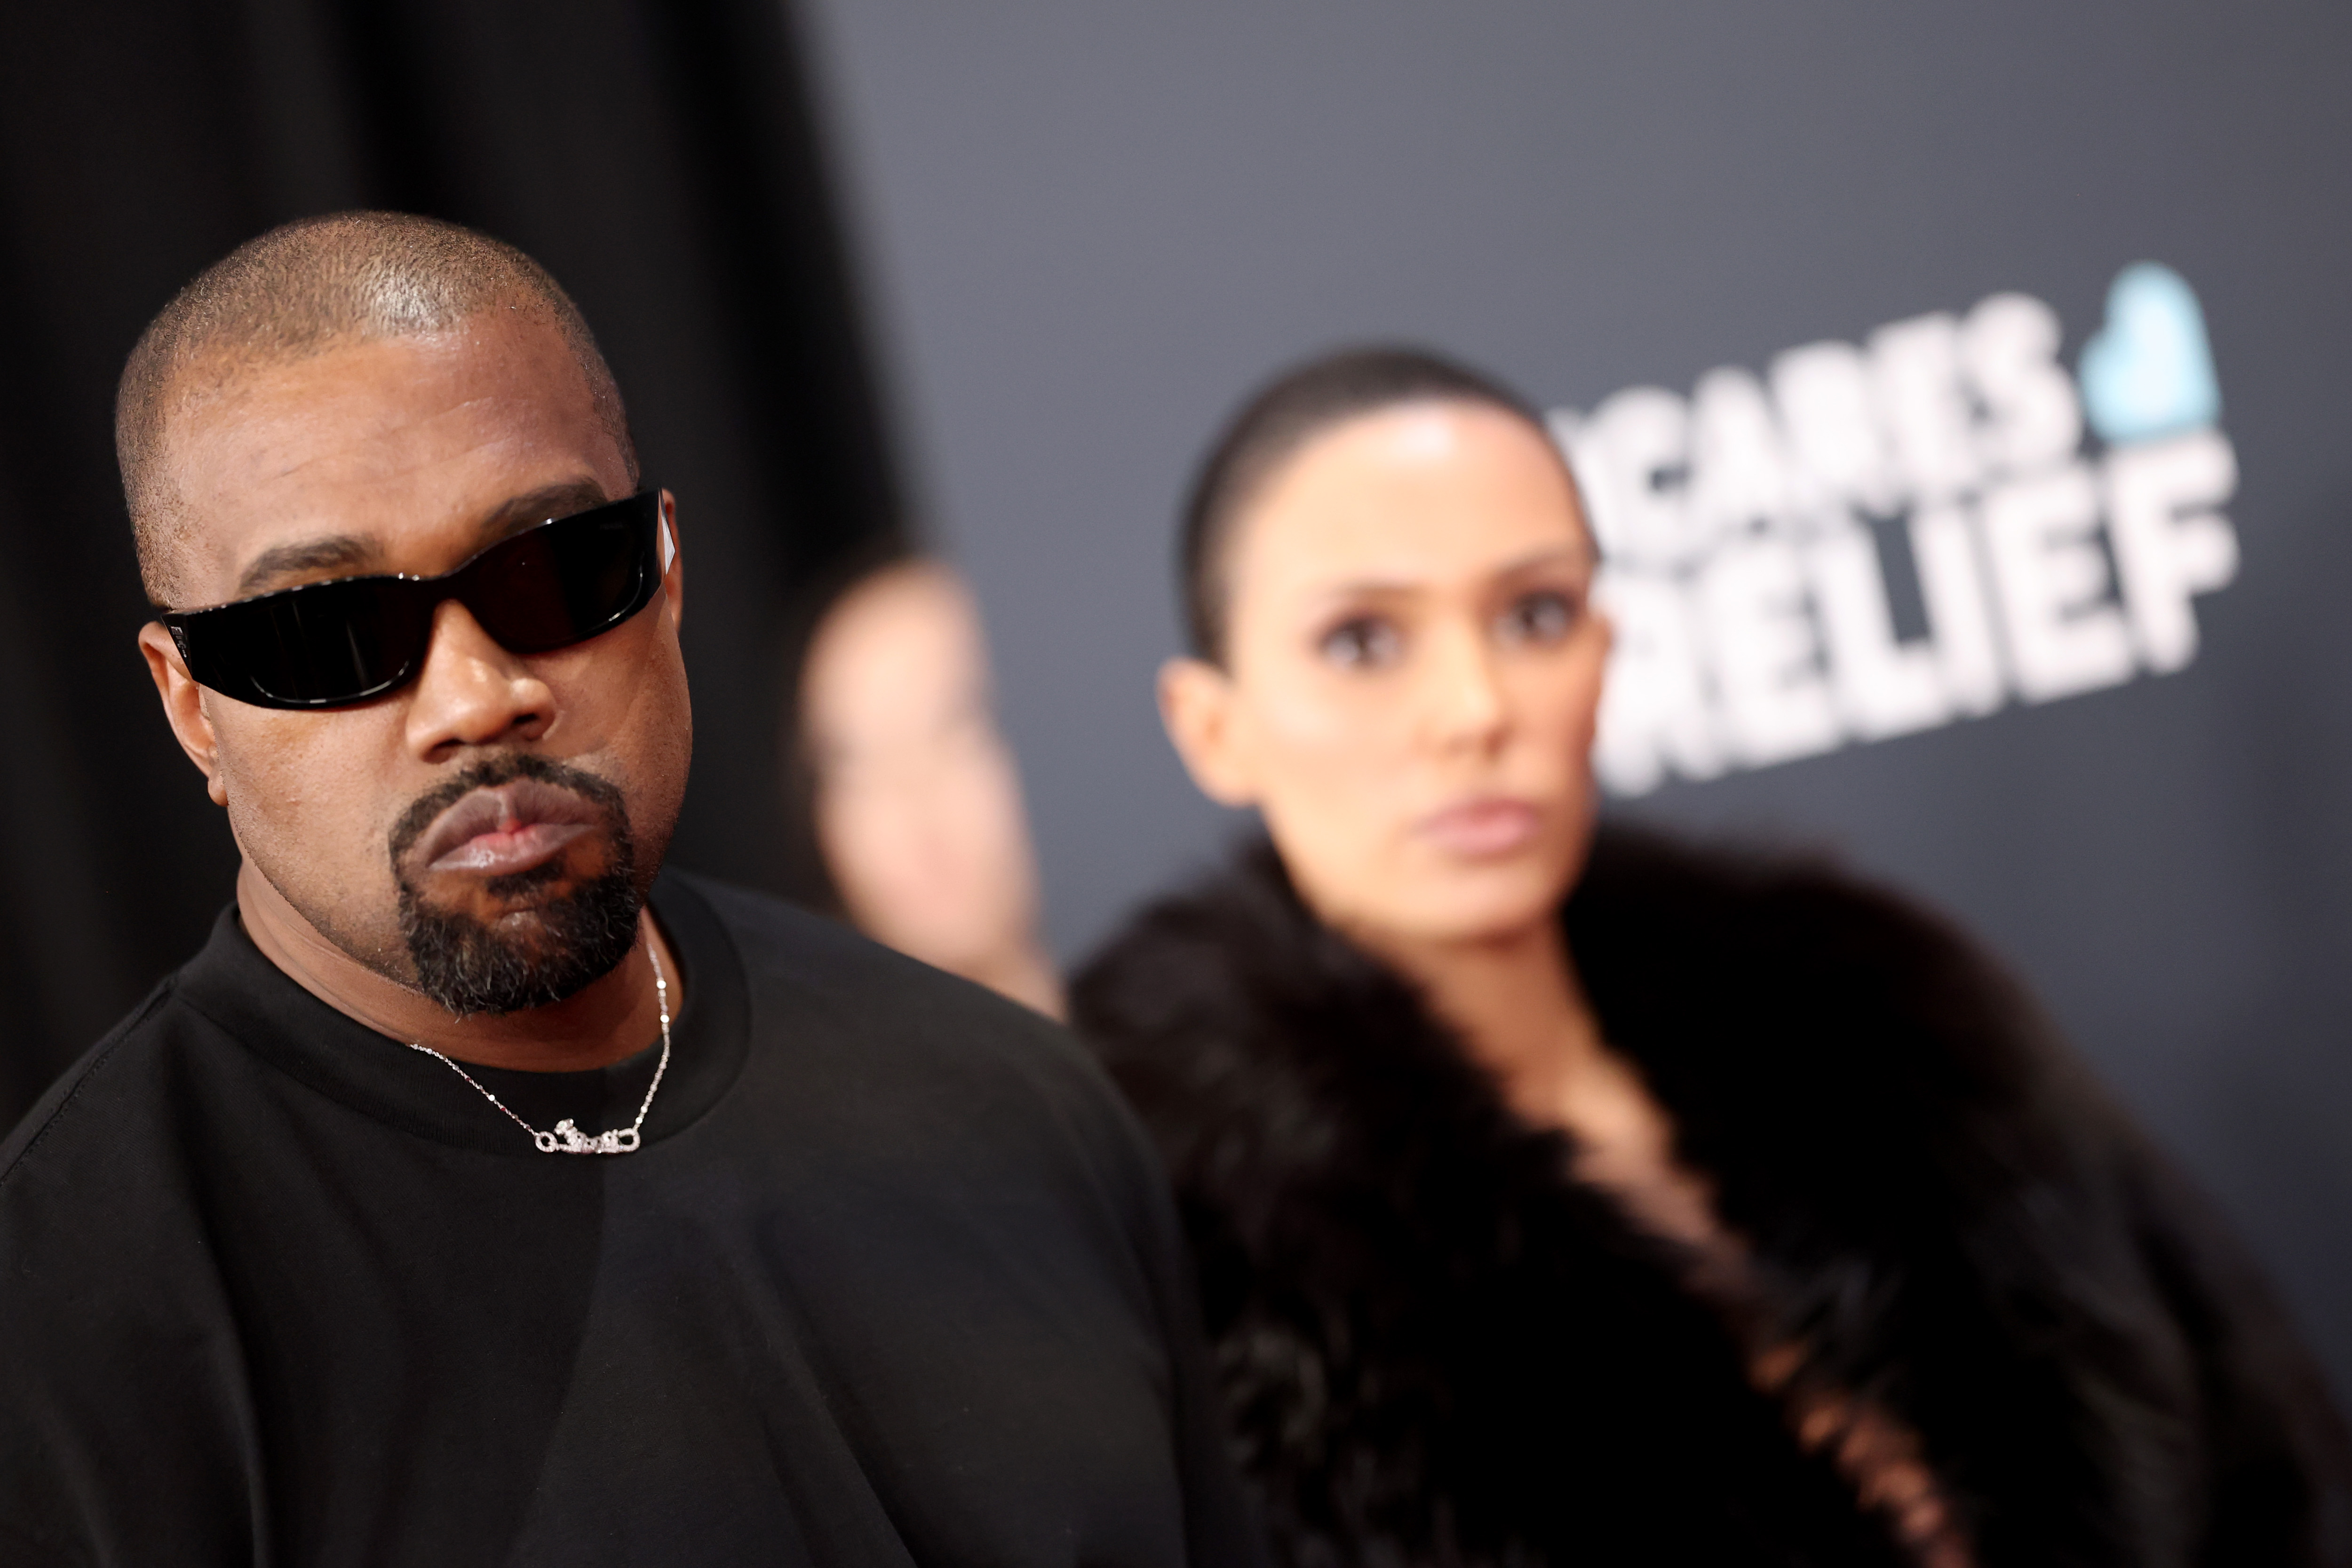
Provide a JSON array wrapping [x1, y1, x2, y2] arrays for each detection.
[[118, 211, 637, 605]]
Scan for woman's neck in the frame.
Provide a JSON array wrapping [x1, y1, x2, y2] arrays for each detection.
[[1359, 911, 1718, 1249], [1363, 917, 1605, 1121]]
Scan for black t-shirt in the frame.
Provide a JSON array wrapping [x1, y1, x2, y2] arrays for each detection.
[[0, 872, 1264, 1568]]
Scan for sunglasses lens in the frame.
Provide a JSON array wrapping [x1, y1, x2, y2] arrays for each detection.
[[466, 501, 653, 653], [207, 579, 420, 707]]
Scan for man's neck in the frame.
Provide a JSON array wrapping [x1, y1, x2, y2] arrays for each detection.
[[234, 860, 683, 1072]]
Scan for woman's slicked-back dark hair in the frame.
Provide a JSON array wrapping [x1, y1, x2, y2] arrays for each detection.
[[1178, 345, 1553, 664]]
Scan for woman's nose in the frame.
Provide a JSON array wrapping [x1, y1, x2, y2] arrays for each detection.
[[1419, 622, 1508, 752]]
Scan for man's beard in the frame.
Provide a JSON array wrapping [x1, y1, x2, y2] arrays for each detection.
[[388, 754, 643, 1017]]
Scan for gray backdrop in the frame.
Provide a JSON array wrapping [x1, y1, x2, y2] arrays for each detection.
[[797, 1, 2352, 1395]]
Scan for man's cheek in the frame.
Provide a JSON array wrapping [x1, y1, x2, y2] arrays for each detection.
[[217, 736, 366, 863]]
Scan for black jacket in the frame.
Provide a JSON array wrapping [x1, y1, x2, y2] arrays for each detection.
[[1072, 829, 2352, 1568]]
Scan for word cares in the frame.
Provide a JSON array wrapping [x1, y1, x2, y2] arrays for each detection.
[[1554, 266, 2234, 796]]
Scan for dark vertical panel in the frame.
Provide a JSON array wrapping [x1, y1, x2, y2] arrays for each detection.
[[0, 0, 895, 1126]]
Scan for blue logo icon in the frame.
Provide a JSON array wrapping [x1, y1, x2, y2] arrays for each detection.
[[2077, 262, 2222, 444]]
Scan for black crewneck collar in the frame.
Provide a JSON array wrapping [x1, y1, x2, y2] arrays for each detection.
[[172, 869, 751, 1157]]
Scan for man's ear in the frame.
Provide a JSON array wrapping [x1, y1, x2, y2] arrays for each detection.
[[138, 622, 227, 806], [1157, 656, 1256, 808]]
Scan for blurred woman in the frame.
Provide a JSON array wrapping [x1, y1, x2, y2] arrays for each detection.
[[1071, 348, 2351, 1567], [794, 554, 1062, 1017]]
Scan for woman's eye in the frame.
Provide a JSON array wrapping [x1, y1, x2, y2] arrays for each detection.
[[1498, 589, 1578, 647], [1319, 616, 1402, 669]]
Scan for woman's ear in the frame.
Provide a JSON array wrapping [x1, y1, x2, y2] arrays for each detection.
[[1157, 656, 1257, 807]]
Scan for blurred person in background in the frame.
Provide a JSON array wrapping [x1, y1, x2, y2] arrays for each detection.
[[791, 553, 1063, 1017], [0, 212, 1260, 1567], [1073, 347, 2352, 1568]]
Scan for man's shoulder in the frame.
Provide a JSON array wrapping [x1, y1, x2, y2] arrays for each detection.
[[0, 976, 193, 1189], [663, 870, 920, 990], [667, 870, 1073, 1060], [0, 971, 232, 1389], [664, 870, 1155, 1186]]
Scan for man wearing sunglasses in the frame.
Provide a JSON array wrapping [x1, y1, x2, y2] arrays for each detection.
[[0, 213, 1262, 1568]]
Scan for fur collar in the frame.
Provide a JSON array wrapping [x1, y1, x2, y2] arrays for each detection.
[[1073, 827, 2352, 1568]]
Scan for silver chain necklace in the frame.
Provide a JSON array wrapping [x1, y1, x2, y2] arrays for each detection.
[[406, 947, 672, 1155]]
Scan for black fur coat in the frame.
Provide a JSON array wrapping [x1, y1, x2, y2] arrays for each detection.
[[1072, 829, 2352, 1568]]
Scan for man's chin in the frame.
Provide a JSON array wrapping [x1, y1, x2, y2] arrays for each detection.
[[416, 896, 582, 959], [380, 755, 647, 1016], [397, 862, 643, 1018]]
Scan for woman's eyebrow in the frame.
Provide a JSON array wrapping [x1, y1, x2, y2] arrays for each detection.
[[1309, 575, 1420, 599], [1492, 544, 1592, 576], [1307, 545, 1592, 601]]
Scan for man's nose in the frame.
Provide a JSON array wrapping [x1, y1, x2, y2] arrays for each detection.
[[404, 600, 554, 760]]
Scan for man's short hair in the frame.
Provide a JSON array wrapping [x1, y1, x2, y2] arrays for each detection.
[[1177, 345, 1555, 665], [118, 211, 638, 606]]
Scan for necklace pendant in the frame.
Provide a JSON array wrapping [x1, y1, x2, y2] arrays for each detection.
[[548, 1118, 637, 1156], [412, 942, 670, 1157]]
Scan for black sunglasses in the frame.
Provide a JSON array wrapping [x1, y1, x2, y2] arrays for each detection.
[[161, 489, 667, 711]]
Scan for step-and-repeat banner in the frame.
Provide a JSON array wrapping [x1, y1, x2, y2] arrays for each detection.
[[1575, 267, 2234, 794]]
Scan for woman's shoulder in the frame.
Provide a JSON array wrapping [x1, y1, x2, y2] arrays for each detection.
[[1071, 823, 2114, 1255], [1075, 823, 2055, 1079], [1567, 824, 2092, 1147], [1072, 839, 1353, 1052], [1071, 839, 1504, 1198], [1571, 822, 2026, 1008]]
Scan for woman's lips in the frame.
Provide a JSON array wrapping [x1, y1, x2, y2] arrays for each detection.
[[410, 779, 605, 877], [1415, 796, 1541, 858]]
